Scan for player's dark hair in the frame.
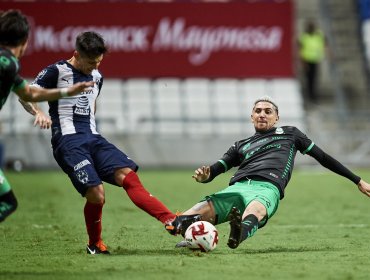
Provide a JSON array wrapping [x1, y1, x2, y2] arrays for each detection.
[[0, 9, 29, 47], [75, 31, 107, 59]]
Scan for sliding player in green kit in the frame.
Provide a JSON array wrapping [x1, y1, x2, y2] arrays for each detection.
[[166, 96, 370, 249]]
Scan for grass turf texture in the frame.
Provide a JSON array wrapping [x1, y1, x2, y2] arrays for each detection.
[[1, 169, 370, 280]]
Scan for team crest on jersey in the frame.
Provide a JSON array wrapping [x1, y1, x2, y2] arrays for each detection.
[[76, 169, 89, 184], [74, 96, 90, 115], [275, 127, 284, 134]]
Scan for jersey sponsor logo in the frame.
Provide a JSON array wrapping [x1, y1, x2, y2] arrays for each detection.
[[244, 143, 281, 159], [74, 159, 91, 171], [74, 96, 90, 116], [256, 138, 268, 144], [74, 107, 90, 115], [242, 143, 251, 152], [269, 172, 279, 179], [80, 89, 95, 96], [271, 136, 287, 140]]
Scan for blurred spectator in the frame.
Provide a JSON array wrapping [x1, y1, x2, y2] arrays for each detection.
[[298, 20, 328, 104]]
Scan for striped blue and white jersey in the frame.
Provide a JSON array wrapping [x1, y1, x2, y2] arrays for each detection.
[[31, 60, 103, 135]]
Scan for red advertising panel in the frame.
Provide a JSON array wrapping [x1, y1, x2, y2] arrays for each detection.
[[1, 1, 293, 78]]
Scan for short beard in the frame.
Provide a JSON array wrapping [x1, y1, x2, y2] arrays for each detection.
[[255, 124, 275, 132]]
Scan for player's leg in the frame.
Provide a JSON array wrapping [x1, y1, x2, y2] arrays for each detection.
[[227, 200, 266, 249], [115, 167, 176, 224], [117, 165, 200, 236], [183, 200, 216, 224], [52, 135, 108, 254], [90, 136, 176, 225], [0, 169, 18, 222], [84, 184, 109, 254], [170, 182, 248, 236], [227, 180, 280, 249]]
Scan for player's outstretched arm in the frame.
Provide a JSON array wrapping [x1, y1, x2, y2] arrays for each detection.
[[357, 179, 370, 197], [192, 166, 211, 183], [15, 81, 94, 102]]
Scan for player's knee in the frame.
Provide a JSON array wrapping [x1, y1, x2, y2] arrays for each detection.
[[85, 186, 105, 204], [89, 193, 105, 204], [184, 201, 216, 224], [245, 201, 267, 221], [91, 195, 105, 205], [115, 167, 134, 187], [254, 207, 267, 220]]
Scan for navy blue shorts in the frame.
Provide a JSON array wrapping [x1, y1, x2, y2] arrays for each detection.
[[52, 133, 138, 196]]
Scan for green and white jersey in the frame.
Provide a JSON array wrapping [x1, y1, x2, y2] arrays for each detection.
[[0, 47, 26, 110], [219, 126, 314, 199]]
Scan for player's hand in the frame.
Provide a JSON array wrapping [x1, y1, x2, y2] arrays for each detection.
[[357, 179, 370, 197], [67, 81, 95, 96], [33, 111, 52, 129], [192, 166, 210, 183]]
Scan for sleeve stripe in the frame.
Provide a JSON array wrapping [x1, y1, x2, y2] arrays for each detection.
[[12, 80, 26, 92], [218, 160, 228, 171], [302, 142, 315, 155]]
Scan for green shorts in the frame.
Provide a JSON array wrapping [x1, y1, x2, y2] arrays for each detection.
[[204, 180, 280, 228], [0, 169, 11, 196]]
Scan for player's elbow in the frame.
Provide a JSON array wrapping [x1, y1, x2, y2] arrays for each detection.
[[19, 93, 33, 102], [21, 86, 43, 102]]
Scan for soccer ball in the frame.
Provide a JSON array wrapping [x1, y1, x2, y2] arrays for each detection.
[[184, 221, 219, 252]]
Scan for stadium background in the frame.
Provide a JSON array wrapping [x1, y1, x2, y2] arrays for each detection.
[[1, 0, 370, 170]]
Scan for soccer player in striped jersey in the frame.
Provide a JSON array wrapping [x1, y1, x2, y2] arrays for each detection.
[[30, 31, 197, 254], [0, 10, 93, 223], [167, 96, 370, 249]]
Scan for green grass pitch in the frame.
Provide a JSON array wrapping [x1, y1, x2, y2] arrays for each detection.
[[1, 169, 370, 280]]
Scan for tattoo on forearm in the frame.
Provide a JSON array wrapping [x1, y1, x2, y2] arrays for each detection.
[[18, 99, 37, 115]]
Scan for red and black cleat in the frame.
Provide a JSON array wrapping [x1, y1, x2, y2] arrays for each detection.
[[165, 214, 202, 236], [86, 240, 110, 255]]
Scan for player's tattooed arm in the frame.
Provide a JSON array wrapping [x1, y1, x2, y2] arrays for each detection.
[[18, 99, 38, 115]]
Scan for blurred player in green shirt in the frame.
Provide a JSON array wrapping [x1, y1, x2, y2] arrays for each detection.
[[0, 9, 93, 222]]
